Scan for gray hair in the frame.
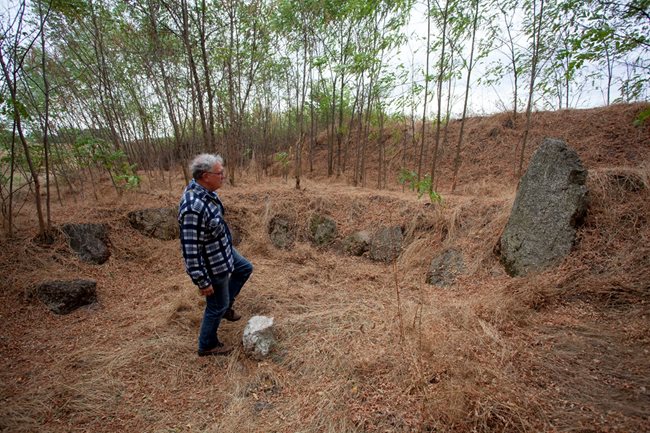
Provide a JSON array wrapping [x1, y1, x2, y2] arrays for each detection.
[[189, 153, 224, 179]]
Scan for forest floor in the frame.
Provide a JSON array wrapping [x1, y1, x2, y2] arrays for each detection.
[[1, 103, 649, 432]]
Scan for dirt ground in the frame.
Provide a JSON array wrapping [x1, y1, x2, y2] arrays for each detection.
[[1, 104, 649, 432]]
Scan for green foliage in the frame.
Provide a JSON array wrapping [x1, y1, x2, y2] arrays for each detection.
[[274, 151, 290, 181], [0, 94, 31, 121], [0, 130, 16, 188], [559, 0, 650, 101], [274, 151, 290, 167], [73, 135, 140, 191], [115, 168, 141, 190], [398, 168, 443, 204], [49, 0, 89, 18], [633, 107, 650, 127], [0, 129, 43, 178]]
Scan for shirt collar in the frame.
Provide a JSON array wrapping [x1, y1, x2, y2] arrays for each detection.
[[189, 178, 219, 200]]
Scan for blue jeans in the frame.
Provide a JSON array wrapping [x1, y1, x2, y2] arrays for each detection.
[[198, 248, 253, 351]]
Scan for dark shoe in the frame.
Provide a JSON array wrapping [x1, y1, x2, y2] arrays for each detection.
[[223, 308, 241, 322], [198, 342, 233, 357]]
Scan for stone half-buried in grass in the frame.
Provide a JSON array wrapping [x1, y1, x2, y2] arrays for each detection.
[[308, 213, 337, 246], [242, 315, 276, 360], [268, 214, 295, 249], [35, 279, 98, 315], [61, 223, 111, 264], [127, 207, 179, 240], [369, 226, 403, 262], [426, 248, 465, 287], [342, 230, 371, 256]]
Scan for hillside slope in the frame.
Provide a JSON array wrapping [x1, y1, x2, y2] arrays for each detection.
[[303, 103, 649, 193]]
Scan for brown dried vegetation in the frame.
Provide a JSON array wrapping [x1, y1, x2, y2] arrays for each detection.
[[1, 104, 649, 432]]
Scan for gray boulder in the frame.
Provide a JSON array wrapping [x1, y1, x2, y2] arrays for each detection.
[[128, 207, 179, 240], [268, 215, 294, 249], [342, 231, 371, 256], [61, 223, 110, 264], [427, 248, 465, 286], [242, 315, 276, 360], [500, 138, 588, 276], [369, 226, 403, 262], [36, 279, 97, 314], [309, 214, 337, 246]]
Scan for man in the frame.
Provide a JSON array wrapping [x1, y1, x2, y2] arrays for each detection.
[[178, 153, 253, 356]]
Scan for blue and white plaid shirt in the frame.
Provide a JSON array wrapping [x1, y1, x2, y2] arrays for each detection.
[[178, 179, 234, 289]]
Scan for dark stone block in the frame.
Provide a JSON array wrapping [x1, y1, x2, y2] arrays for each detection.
[[369, 226, 403, 262], [309, 214, 337, 246], [62, 223, 110, 264], [36, 279, 97, 315], [268, 215, 294, 249]]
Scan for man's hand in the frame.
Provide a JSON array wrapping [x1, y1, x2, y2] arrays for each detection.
[[199, 285, 214, 296]]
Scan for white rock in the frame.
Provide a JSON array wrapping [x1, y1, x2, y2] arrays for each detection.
[[242, 315, 276, 360]]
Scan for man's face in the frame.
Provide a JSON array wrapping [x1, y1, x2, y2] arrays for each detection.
[[202, 162, 225, 191]]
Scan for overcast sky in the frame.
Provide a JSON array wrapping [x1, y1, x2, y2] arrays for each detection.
[[393, 1, 616, 118]]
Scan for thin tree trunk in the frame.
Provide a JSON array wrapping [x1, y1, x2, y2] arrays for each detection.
[[0, 44, 46, 235], [401, 119, 407, 192], [361, 80, 375, 188], [452, 0, 480, 192], [605, 46, 612, 105], [174, 0, 210, 150], [430, 0, 450, 192], [418, 0, 432, 181], [343, 81, 361, 174], [377, 110, 385, 189], [198, 0, 215, 148], [7, 123, 16, 237], [500, 6, 519, 123], [225, 1, 238, 185], [518, 0, 544, 178], [309, 68, 315, 173], [89, 0, 122, 151], [148, 0, 187, 183], [327, 75, 337, 176], [295, 22, 308, 190], [353, 86, 365, 186], [336, 70, 345, 178], [38, 0, 51, 229]]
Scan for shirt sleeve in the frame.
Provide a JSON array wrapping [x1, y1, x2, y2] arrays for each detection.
[[179, 209, 210, 289]]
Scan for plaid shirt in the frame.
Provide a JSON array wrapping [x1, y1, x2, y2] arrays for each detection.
[[178, 179, 234, 289]]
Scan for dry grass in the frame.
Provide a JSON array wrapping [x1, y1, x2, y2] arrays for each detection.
[[1, 104, 649, 433]]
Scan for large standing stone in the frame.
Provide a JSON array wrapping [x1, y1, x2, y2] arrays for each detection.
[[309, 214, 337, 246], [128, 207, 179, 240], [426, 248, 465, 286], [35, 279, 97, 314], [61, 223, 110, 264], [369, 226, 403, 262], [500, 138, 588, 276], [343, 230, 371, 256], [243, 316, 276, 360], [268, 215, 294, 249]]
